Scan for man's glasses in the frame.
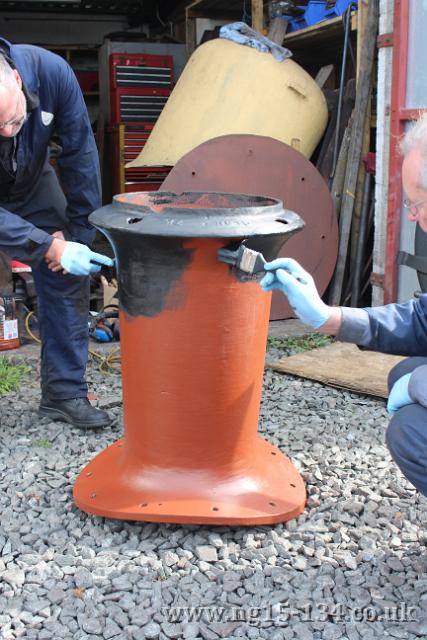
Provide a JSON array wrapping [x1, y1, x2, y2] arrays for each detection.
[[0, 88, 26, 130], [0, 113, 27, 130], [403, 198, 427, 217]]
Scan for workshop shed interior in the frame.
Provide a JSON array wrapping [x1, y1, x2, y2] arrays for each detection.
[[0, 0, 424, 330]]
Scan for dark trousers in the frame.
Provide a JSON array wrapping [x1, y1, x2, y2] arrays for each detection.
[[387, 357, 427, 497], [4, 164, 90, 400], [32, 262, 89, 400]]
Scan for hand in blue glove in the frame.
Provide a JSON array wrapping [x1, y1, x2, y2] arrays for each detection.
[[60, 241, 114, 276], [260, 258, 331, 329], [387, 373, 415, 415]]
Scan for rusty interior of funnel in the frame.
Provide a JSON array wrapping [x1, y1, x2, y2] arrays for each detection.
[[115, 190, 278, 212], [73, 190, 307, 525]]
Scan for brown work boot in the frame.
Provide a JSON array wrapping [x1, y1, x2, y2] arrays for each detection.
[[39, 397, 112, 429]]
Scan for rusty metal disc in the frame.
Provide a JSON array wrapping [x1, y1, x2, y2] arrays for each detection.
[[162, 134, 338, 319]]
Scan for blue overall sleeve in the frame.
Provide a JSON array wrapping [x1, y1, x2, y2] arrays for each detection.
[[0, 206, 52, 265], [53, 59, 101, 246], [338, 295, 427, 357], [339, 298, 427, 408]]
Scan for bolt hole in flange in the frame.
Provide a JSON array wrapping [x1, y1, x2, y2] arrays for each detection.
[[271, 452, 277, 456], [269, 502, 276, 507], [127, 217, 143, 224], [290, 483, 296, 488], [212, 507, 219, 512], [141, 503, 148, 507]]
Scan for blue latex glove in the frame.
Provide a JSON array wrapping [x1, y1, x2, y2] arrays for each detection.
[[260, 258, 331, 328], [220, 22, 292, 62], [387, 373, 414, 415], [60, 242, 114, 276]]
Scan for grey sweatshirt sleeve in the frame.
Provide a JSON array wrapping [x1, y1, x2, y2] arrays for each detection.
[[408, 365, 427, 407], [336, 307, 373, 346]]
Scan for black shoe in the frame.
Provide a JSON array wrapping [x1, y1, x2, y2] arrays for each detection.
[[38, 397, 112, 429]]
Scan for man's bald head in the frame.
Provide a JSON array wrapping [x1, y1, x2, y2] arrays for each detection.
[[0, 54, 16, 88], [0, 55, 26, 137]]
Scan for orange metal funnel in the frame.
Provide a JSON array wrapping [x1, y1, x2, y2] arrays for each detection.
[[74, 192, 306, 525]]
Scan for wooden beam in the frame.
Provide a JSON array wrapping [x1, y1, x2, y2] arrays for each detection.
[[351, 0, 372, 269], [251, 0, 263, 32], [330, 120, 353, 216], [315, 64, 334, 89], [167, 0, 196, 23], [329, 0, 379, 306], [185, 0, 203, 57], [186, 15, 197, 56], [356, 0, 369, 80], [268, 17, 288, 45]]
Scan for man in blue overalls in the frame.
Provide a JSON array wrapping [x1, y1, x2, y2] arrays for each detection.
[[0, 39, 114, 429], [261, 113, 427, 499]]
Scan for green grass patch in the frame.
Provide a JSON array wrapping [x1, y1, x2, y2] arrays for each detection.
[[0, 358, 30, 395], [34, 438, 52, 449], [267, 332, 332, 354]]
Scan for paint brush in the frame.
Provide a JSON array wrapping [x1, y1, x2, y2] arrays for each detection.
[[217, 245, 266, 274]]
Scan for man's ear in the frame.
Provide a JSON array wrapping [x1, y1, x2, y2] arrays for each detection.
[[13, 69, 22, 89]]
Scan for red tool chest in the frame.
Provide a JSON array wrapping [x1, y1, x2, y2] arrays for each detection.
[[108, 53, 173, 193]]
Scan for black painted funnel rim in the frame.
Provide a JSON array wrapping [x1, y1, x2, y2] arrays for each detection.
[[89, 191, 305, 239]]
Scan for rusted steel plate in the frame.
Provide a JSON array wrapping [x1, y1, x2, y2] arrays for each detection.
[[162, 134, 338, 319]]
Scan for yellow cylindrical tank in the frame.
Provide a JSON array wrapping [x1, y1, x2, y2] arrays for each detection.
[[128, 38, 328, 168]]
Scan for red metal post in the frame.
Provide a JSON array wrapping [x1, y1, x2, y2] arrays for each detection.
[[384, 0, 409, 303]]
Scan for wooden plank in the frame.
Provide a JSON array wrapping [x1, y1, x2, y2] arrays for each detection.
[[314, 64, 334, 89], [316, 79, 355, 182], [351, 93, 372, 264], [268, 342, 404, 399], [185, 0, 204, 56], [351, 0, 372, 264], [330, 119, 352, 217], [329, 0, 379, 306], [268, 17, 288, 45], [356, 0, 369, 80], [185, 13, 197, 56], [251, 0, 264, 33]]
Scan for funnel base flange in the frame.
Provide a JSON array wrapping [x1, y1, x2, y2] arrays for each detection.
[[73, 437, 306, 525]]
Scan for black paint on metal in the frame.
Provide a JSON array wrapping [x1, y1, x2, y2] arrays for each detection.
[[100, 232, 194, 317], [90, 191, 304, 317], [90, 191, 303, 239]]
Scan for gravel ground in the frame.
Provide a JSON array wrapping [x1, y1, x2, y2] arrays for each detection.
[[1, 341, 427, 640]]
